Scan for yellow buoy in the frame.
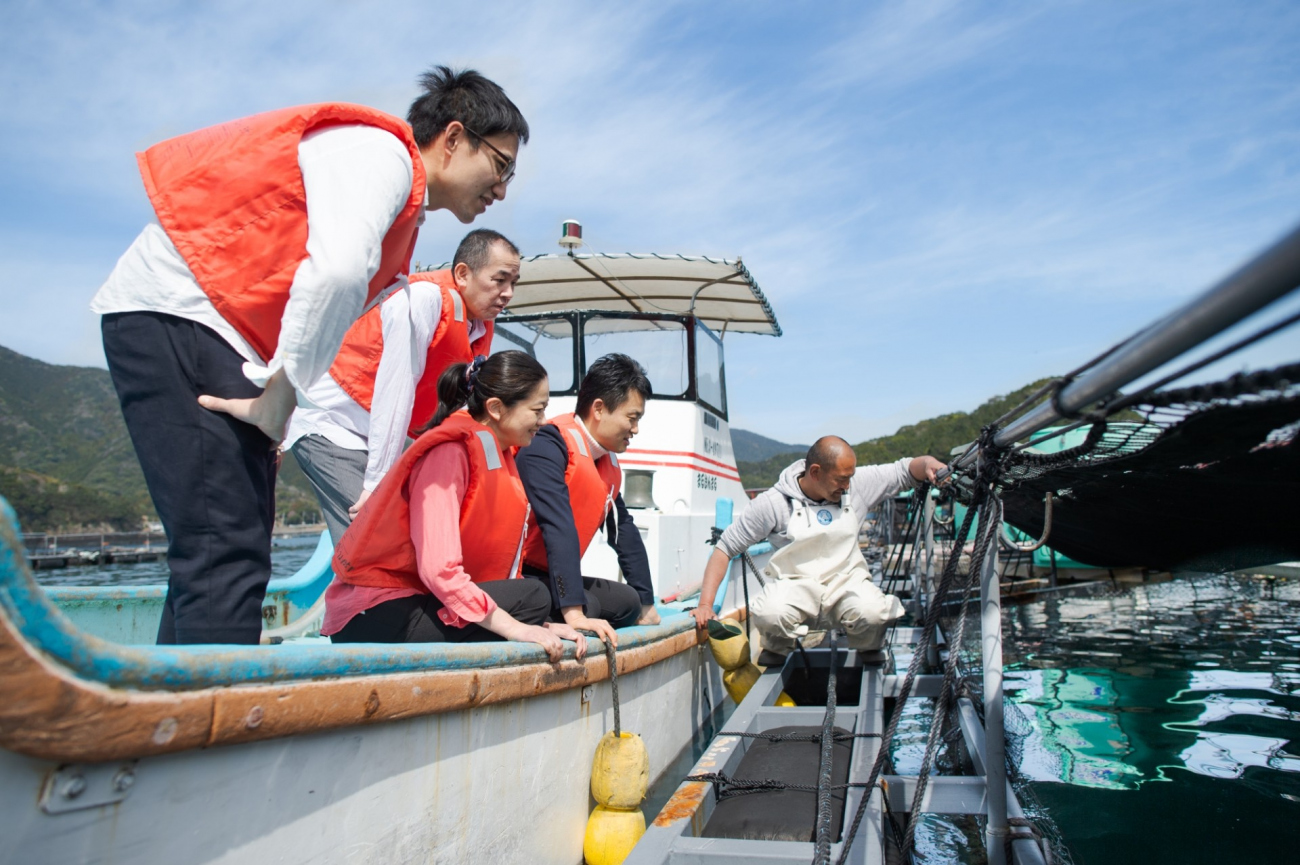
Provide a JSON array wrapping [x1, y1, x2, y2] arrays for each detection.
[[721, 662, 762, 704], [583, 804, 646, 865], [775, 691, 797, 706], [590, 731, 649, 809], [706, 618, 750, 671]]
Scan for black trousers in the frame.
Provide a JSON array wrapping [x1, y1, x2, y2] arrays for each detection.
[[523, 568, 644, 629], [102, 312, 277, 645], [330, 579, 552, 643]]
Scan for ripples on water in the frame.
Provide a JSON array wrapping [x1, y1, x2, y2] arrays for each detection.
[[32, 533, 324, 587], [1004, 573, 1300, 864], [29, 546, 1299, 862]]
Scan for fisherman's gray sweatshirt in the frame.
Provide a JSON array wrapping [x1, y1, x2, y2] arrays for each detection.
[[715, 457, 918, 559]]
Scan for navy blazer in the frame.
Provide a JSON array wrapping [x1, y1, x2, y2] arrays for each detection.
[[515, 425, 655, 609]]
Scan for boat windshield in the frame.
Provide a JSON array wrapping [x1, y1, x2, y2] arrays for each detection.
[[491, 311, 727, 416], [491, 315, 577, 393]]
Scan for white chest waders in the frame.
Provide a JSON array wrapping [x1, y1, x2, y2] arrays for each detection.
[[748, 495, 905, 654]]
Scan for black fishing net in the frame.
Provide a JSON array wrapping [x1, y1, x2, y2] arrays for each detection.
[[990, 364, 1300, 572]]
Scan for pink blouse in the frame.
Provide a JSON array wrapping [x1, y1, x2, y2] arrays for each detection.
[[321, 441, 500, 636]]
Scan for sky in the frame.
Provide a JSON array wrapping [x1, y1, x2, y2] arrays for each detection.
[[2, 0, 1298, 445]]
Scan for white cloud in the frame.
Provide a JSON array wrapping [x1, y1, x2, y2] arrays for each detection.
[[1, 0, 1297, 444]]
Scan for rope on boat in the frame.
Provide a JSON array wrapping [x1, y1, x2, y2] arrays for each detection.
[[1006, 817, 1055, 865], [580, 630, 621, 738], [901, 497, 996, 859], [812, 631, 839, 865], [714, 731, 881, 742], [683, 773, 870, 796], [606, 637, 620, 738]]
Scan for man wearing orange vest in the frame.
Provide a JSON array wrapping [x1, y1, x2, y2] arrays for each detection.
[[90, 66, 529, 644], [516, 354, 662, 647], [284, 228, 517, 545]]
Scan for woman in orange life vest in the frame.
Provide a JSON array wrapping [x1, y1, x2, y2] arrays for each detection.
[[325, 351, 587, 660]]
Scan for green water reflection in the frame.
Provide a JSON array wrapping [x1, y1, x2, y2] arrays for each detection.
[[1004, 574, 1300, 863]]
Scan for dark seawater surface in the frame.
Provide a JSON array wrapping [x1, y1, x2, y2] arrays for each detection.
[[1003, 573, 1300, 864], [32, 532, 323, 586]]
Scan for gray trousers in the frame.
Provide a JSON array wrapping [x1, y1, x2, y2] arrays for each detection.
[[290, 435, 368, 546]]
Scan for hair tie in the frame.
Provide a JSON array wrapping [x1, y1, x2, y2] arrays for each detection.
[[464, 355, 488, 396]]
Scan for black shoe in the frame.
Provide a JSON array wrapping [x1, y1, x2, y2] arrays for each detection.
[[757, 649, 788, 668]]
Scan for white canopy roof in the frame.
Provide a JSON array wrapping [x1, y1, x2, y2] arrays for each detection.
[[500, 252, 782, 337]]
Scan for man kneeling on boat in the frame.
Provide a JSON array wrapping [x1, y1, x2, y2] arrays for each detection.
[[693, 437, 945, 664], [515, 353, 660, 648], [322, 351, 586, 660]]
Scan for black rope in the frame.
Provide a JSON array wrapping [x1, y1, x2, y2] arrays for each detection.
[[1121, 360, 1300, 411], [1007, 420, 1106, 468], [716, 730, 882, 742], [580, 633, 622, 738], [902, 497, 998, 858], [1006, 816, 1055, 865], [812, 632, 839, 865], [683, 772, 872, 798], [606, 637, 620, 738], [1105, 312, 1300, 412], [836, 432, 1005, 865]]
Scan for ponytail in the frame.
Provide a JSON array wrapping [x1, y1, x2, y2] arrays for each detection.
[[420, 350, 548, 433]]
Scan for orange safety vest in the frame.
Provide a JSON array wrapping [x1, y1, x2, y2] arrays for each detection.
[[332, 411, 530, 591], [522, 413, 623, 571], [328, 270, 495, 438], [137, 102, 426, 363]]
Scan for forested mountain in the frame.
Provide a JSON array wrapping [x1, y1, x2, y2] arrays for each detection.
[[0, 345, 320, 532], [735, 379, 1054, 489], [1, 342, 1056, 530], [730, 429, 809, 463]]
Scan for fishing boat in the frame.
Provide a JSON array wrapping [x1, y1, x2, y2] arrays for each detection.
[[3, 217, 1298, 865], [0, 237, 783, 864]]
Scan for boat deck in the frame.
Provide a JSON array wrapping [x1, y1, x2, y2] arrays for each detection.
[[630, 630, 1047, 865]]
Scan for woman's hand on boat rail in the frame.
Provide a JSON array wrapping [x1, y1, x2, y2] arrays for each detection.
[[545, 621, 588, 659], [483, 609, 566, 662]]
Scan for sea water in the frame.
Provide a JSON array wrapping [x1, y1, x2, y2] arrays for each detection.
[[888, 573, 1298, 864], [32, 532, 323, 587], [1001, 573, 1299, 864]]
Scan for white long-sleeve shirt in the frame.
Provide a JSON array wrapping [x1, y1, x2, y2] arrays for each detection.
[[91, 124, 421, 402], [283, 281, 485, 491]]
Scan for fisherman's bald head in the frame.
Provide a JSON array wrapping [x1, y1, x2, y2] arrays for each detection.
[[801, 436, 857, 502]]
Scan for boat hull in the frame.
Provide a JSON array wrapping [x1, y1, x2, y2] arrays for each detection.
[[1, 642, 724, 865]]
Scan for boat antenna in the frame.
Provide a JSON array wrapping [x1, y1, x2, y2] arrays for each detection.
[[558, 219, 582, 257]]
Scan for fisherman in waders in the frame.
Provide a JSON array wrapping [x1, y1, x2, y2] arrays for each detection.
[[284, 229, 519, 545], [91, 66, 529, 644], [515, 354, 661, 648], [692, 436, 945, 664]]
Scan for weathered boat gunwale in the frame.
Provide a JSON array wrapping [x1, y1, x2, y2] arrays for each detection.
[[0, 502, 710, 763]]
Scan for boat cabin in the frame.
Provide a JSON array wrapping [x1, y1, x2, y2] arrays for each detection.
[[487, 251, 782, 599]]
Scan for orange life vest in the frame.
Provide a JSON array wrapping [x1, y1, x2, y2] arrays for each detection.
[[332, 410, 530, 591], [137, 102, 426, 362], [522, 413, 623, 571], [328, 270, 495, 438]]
